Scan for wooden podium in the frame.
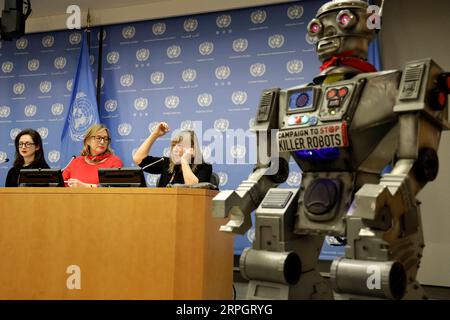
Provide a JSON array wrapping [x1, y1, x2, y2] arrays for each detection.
[[0, 188, 233, 299]]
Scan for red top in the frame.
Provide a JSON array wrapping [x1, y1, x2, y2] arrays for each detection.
[[63, 155, 123, 185]]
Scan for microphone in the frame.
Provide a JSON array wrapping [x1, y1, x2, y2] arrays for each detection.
[[141, 157, 164, 171], [62, 155, 76, 171], [0, 158, 9, 164]]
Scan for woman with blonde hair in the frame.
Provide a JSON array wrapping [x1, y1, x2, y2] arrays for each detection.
[[63, 124, 123, 188], [133, 122, 212, 187]]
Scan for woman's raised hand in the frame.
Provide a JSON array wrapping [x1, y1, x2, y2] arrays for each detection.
[[154, 122, 170, 137]]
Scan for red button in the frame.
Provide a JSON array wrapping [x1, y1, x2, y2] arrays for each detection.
[[338, 87, 348, 97], [327, 89, 337, 99]]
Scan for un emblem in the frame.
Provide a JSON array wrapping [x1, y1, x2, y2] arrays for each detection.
[[202, 146, 212, 161], [120, 74, 134, 87], [97, 30, 107, 41], [42, 35, 54, 48], [69, 32, 82, 45], [104, 99, 118, 112], [166, 45, 181, 59], [68, 92, 97, 141], [232, 38, 248, 52], [48, 151, 60, 163], [51, 103, 64, 116], [306, 33, 318, 45], [215, 66, 231, 80], [2, 61, 14, 73], [249, 117, 256, 129], [216, 14, 231, 28], [251, 10, 267, 24], [24, 104, 37, 117], [96, 77, 105, 89], [268, 34, 285, 49], [287, 5, 304, 20], [40, 81, 52, 94], [148, 122, 159, 133], [247, 228, 256, 243], [214, 118, 229, 132], [182, 68, 197, 82], [136, 48, 150, 62], [0, 106, 11, 118], [90, 54, 95, 65], [54, 57, 67, 69], [184, 18, 198, 32], [230, 145, 246, 159], [287, 171, 302, 187], [10, 128, 21, 140], [164, 95, 180, 109], [250, 63, 266, 77], [16, 38, 28, 50], [197, 93, 213, 107], [152, 22, 166, 35], [66, 79, 73, 91], [198, 41, 214, 56], [231, 91, 248, 105], [13, 82, 25, 95], [217, 172, 228, 186], [150, 71, 165, 85], [118, 123, 132, 136], [27, 59, 40, 71], [107, 51, 120, 64], [146, 174, 159, 187], [37, 127, 49, 140], [287, 59, 304, 74], [0, 151, 7, 163], [134, 97, 148, 111], [122, 26, 136, 39], [180, 120, 194, 131]]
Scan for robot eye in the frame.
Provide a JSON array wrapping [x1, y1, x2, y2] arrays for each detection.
[[307, 19, 323, 36], [336, 10, 357, 29]]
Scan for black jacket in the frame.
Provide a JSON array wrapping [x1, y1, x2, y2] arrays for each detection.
[[5, 160, 50, 187]]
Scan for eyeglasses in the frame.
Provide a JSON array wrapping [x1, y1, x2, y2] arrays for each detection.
[[18, 142, 35, 148], [91, 136, 111, 143]]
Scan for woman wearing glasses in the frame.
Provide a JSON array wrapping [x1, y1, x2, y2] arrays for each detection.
[[5, 128, 50, 187], [63, 124, 123, 188], [133, 122, 212, 187]]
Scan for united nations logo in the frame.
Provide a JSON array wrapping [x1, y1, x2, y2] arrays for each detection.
[[40, 81, 52, 94], [198, 41, 214, 56], [134, 97, 148, 111], [152, 22, 166, 36], [197, 93, 213, 107], [136, 48, 150, 62], [217, 172, 228, 186], [164, 95, 180, 109], [120, 74, 134, 87], [10, 128, 21, 140], [287, 5, 304, 20], [0, 106, 10, 118], [215, 65, 231, 80], [104, 99, 118, 113], [184, 18, 198, 32], [306, 33, 318, 45], [180, 120, 194, 131], [24, 104, 37, 117], [202, 146, 212, 161], [69, 32, 82, 45], [0, 151, 7, 163], [230, 145, 246, 159], [96, 77, 105, 89], [51, 103, 64, 116], [97, 30, 107, 41], [231, 91, 248, 105], [150, 71, 165, 85], [249, 117, 256, 129], [250, 63, 266, 77], [2, 61, 14, 73], [37, 127, 49, 140], [251, 9, 267, 24], [42, 35, 54, 48], [181, 68, 197, 82], [268, 34, 285, 49], [166, 45, 181, 59], [48, 150, 60, 163], [287, 59, 304, 74], [146, 174, 159, 187], [68, 92, 97, 141], [90, 55, 95, 65], [214, 118, 229, 132], [163, 147, 171, 158], [107, 51, 120, 64], [118, 123, 132, 136], [287, 171, 302, 187], [16, 38, 28, 50], [54, 57, 67, 69], [13, 82, 25, 95], [216, 14, 231, 28], [232, 38, 248, 52], [67, 79, 73, 91], [27, 59, 40, 71], [122, 26, 136, 39], [148, 121, 159, 133], [247, 228, 256, 243]]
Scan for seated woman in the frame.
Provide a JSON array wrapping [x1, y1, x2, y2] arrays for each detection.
[[63, 124, 123, 188], [5, 128, 50, 187], [133, 122, 212, 187]]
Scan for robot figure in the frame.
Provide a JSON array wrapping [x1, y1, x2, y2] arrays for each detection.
[[213, 0, 450, 300]]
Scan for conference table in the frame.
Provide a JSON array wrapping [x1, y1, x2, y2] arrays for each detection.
[[0, 187, 233, 299]]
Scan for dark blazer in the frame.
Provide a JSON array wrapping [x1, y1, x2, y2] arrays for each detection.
[[5, 160, 50, 187]]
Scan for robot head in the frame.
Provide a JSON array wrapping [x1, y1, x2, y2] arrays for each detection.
[[307, 0, 377, 62]]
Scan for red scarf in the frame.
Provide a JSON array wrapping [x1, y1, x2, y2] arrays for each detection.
[[86, 153, 112, 162], [320, 50, 378, 73]]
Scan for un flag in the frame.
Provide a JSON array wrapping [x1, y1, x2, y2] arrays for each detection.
[[60, 32, 99, 167]]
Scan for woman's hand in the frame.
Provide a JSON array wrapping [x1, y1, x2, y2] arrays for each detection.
[[181, 147, 194, 164], [67, 178, 95, 188], [153, 122, 170, 137]]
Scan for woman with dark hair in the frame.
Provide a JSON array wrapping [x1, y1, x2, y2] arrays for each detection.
[[133, 122, 212, 187], [5, 128, 50, 187]]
